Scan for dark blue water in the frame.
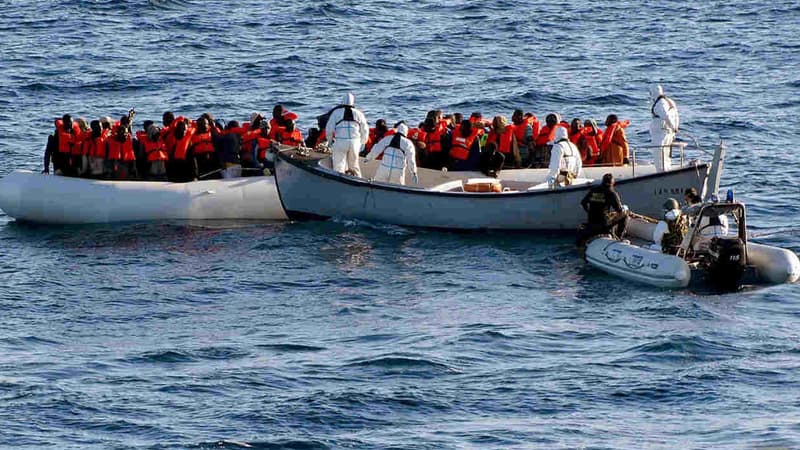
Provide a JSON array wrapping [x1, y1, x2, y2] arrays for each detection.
[[1, 1, 799, 448]]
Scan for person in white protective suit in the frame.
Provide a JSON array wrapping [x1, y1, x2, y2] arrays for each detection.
[[649, 84, 680, 172], [546, 126, 582, 188], [322, 93, 369, 177], [363, 123, 419, 185]]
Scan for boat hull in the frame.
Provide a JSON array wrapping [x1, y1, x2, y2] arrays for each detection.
[[274, 152, 709, 231], [0, 170, 287, 224], [585, 237, 692, 288]]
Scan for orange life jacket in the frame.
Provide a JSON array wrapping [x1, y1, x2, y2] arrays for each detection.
[[190, 131, 215, 155], [277, 128, 303, 146], [534, 125, 557, 147], [172, 128, 195, 161], [580, 126, 602, 158], [450, 130, 479, 161], [256, 137, 272, 161], [425, 122, 448, 153], [83, 135, 108, 159], [136, 131, 168, 162], [107, 137, 134, 161], [487, 125, 516, 154], [54, 119, 80, 154], [600, 123, 620, 153], [512, 120, 531, 145]]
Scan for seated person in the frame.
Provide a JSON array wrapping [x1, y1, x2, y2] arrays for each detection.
[[651, 198, 688, 254]]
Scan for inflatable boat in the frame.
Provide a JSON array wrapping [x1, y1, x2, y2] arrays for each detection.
[[0, 170, 287, 224], [584, 202, 800, 289]]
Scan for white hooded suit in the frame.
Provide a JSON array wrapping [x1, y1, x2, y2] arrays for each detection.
[[547, 126, 582, 186], [324, 93, 369, 177], [364, 123, 418, 185], [649, 84, 680, 172]]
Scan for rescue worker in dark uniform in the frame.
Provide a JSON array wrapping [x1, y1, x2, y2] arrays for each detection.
[[577, 173, 629, 246]]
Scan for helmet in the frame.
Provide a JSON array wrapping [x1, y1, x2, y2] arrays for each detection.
[[663, 198, 679, 210]]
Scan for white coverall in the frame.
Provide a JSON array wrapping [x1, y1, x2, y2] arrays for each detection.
[[547, 127, 582, 186], [649, 84, 680, 172], [364, 124, 418, 185], [324, 93, 369, 177]]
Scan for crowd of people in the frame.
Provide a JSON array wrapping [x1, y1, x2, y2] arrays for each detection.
[[43, 85, 679, 186]]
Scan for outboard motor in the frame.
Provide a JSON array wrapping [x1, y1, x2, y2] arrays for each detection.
[[705, 237, 746, 290]]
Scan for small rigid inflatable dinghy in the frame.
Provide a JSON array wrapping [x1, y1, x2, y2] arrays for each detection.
[[584, 201, 800, 289]]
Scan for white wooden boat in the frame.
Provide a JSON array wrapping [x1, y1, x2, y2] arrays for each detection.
[[0, 170, 287, 224], [273, 147, 713, 231]]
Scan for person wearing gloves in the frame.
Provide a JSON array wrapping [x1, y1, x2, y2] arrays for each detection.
[[652, 198, 688, 254], [363, 123, 418, 185], [649, 84, 680, 172], [321, 92, 369, 177], [546, 126, 582, 188]]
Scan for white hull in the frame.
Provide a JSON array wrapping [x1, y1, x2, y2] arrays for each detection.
[[585, 237, 692, 288], [0, 170, 287, 224], [589, 217, 800, 287]]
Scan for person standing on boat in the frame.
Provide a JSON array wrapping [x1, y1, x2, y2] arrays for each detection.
[[364, 123, 418, 185], [578, 173, 629, 245], [321, 93, 369, 177], [649, 84, 680, 172], [547, 126, 582, 188], [600, 114, 629, 166]]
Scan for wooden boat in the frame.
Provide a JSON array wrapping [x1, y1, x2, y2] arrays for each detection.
[[0, 170, 287, 224], [273, 146, 716, 231]]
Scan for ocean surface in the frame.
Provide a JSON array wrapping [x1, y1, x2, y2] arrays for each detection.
[[1, 1, 799, 449]]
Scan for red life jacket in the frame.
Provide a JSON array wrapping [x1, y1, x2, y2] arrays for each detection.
[[527, 116, 541, 140], [107, 137, 134, 161], [256, 137, 272, 161], [569, 130, 582, 145], [83, 135, 108, 159], [425, 123, 447, 153], [580, 126, 602, 158], [190, 131, 215, 155], [512, 121, 531, 145], [277, 128, 303, 146], [241, 128, 261, 152], [54, 119, 79, 154], [487, 125, 516, 154], [172, 128, 195, 160], [534, 125, 557, 147], [450, 130, 479, 161], [136, 131, 168, 162]]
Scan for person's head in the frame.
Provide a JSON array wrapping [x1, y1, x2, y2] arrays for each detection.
[[512, 109, 524, 125], [120, 115, 131, 129], [396, 123, 409, 136], [226, 120, 240, 130], [146, 123, 160, 141], [650, 83, 664, 101], [272, 104, 285, 122], [583, 119, 598, 132], [663, 198, 681, 221], [251, 112, 263, 128], [605, 114, 618, 127], [174, 120, 187, 139], [545, 113, 558, 127], [602, 173, 614, 187], [342, 93, 355, 107], [459, 119, 472, 138], [115, 123, 129, 142], [100, 116, 113, 131], [142, 120, 154, 132], [453, 112, 463, 124], [570, 118, 581, 134], [492, 115, 507, 132], [424, 110, 437, 130], [684, 187, 701, 204], [553, 126, 568, 142], [90, 120, 102, 138], [375, 119, 388, 134], [434, 110, 443, 122], [201, 112, 215, 124], [162, 111, 174, 127], [196, 117, 209, 133], [62, 114, 73, 130], [283, 111, 298, 131]]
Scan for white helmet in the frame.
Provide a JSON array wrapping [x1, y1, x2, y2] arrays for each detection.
[[650, 84, 664, 101], [396, 123, 409, 136], [342, 93, 355, 106]]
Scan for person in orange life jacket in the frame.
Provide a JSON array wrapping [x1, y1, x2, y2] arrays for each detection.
[[451, 113, 463, 130], [137, 122, 169, 180], [189, 117, 219, 180], [448, 119, 482, 172], [600, 114, 629, 166], [578, 119, 603, 166], [486, 115, 520, 168], [46, 113, 77, 175], [275, 111, 304, 147], [511, 109, 534, 165], [532, 113, 560, 168], [83, 120, 107, 178], [70, 118, 90, 177], [213, 120, 246, 178], [106, 120, 137, 180], [166, 119, 195, 182], [569, 118, 582, 144], [421, 110, 449, 170], [268, 104, 285, 140]]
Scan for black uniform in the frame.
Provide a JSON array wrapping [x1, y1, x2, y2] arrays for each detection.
[[578, 183, 628, 244]]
